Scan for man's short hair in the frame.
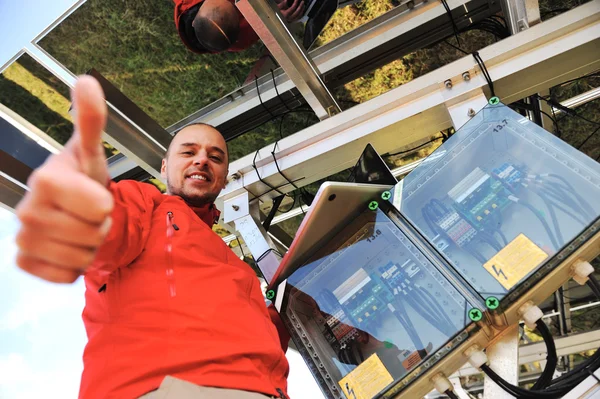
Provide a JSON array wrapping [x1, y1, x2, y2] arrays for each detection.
[[192, 6, 240, 52]]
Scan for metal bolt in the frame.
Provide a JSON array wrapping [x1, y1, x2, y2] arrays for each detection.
[[462, 71, 471, 81], [230, 173, 241, 181], [232, 204, 240, 211], [444, 79, 453, 89], [467, 108, 476, 117]]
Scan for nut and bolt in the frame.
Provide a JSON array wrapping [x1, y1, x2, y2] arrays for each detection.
[[467, 108, 476, 117], [232, 204, 240, 211], [444, 79, 453, 89], [462, 71, 471, 81], [230, 173, 241, 181]]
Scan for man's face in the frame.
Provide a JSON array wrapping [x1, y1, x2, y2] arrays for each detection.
[[161, 125, 228, 206]]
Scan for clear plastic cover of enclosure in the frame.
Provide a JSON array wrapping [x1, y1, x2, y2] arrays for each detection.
[[280, 208, 478, 399], [396, 102, 600, 303]]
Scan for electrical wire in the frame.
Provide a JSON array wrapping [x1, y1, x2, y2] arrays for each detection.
[[511, 199, 560, 250], [576, 125, 600, 150], [440, 0, 461, 47], [545, 174, 596, 218], [473, 51, 495, 98], [386, 136, 443, 157], [531, 319, 558, 390], [446, 390, 460, 399]]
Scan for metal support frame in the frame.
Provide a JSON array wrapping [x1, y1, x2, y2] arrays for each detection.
[[483, 326, 520, 398], [223, 191, 282, 283], [218, 3, 600, 205], [168, 0, 501, 138], [0, 171, 28, 213], [236, 0, 340, 120], [501, 0, 541, 34]]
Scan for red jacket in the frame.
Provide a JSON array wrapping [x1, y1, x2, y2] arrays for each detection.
[[79, 180, 290, 398], [174, 0, 260, 53]]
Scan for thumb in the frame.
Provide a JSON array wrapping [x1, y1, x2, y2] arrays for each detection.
[[70, 76, 109, 184]]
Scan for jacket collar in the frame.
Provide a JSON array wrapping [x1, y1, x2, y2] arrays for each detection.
[[189, 203, 221, 227]]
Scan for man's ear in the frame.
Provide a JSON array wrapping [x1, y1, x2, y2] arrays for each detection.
[[222, 170, 229, 189], [161, 159, 167, 180]]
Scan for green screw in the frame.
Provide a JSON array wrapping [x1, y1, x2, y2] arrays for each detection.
[[469, 308, 483, 322], [381, 191, 392, 201], [489, 96, 500, 105], [266, 290, 275, 300], [485, 296, 500, 310], [368, 201, 379, 211]]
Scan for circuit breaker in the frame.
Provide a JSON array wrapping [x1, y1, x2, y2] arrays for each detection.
[[271, 100, 600, 399]]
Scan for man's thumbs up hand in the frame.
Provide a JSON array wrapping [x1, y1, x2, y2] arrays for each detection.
[[15, 76, 114, 283]]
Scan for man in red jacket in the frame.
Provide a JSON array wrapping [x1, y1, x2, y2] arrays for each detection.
[[14, 76, 291, 398], [175, 0, 305, 53]]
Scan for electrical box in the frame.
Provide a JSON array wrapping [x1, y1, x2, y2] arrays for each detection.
[[273, 101, 600, 399]]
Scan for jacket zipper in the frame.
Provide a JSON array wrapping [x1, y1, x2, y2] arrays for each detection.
[[166, 211, 178, 297]]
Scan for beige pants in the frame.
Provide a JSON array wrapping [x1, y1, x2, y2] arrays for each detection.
[[139, 376, 276, 399]]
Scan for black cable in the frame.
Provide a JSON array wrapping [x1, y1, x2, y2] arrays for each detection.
[[444, 39, 468, 55], [537, 183, 590, 220], [387, 136, 443, 157], [553, 71, 599, 88], [473, 51, 495, 98], [589, 275, 600, 300], [512, 199, 560, 250], [446, 390, 460, 399], [252, 150, 286, 196], [545, 174, 596, 218], [576, 125, 600, 150], [270, 69, 292, 112], [254, 75, 276, 119], [534, 187, 588, 226], [440, 0, 461, 47], [256, 248, 284, 263], [532, 319, 558, 390]]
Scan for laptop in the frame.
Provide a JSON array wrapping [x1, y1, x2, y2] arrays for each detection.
[[267, 181, 392, 308]]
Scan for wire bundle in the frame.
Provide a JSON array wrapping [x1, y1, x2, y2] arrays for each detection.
[[481, 276, 600, 398]]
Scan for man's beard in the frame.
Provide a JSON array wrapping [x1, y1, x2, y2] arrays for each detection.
[[167, 181, 218, 207]]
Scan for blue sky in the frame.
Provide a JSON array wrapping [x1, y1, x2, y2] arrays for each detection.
[[0, 206, 323, 398]]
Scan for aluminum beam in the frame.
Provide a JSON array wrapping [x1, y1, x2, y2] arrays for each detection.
[[0, 171, 28, 213], [21, 45, 169, 180], [236, 0, 340, 120], [218, 2, 600, 204], [167, 0, 501, 138]]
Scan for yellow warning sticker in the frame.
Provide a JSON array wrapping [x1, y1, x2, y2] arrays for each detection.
[[339, 353, 394, 399], [483, 233, 548, 290]]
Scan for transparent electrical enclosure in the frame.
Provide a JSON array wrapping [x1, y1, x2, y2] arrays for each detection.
[[275, 102, 600, 399], [396, 102, 600, 304], [279, 208, 479, 399]]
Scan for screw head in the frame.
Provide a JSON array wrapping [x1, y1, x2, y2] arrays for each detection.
[[467, 108, 476, 117], [444, 79, 453, 89], [462, 71, 471, 81], [368, 201, 379, 211], [381, 191, 392, 200], [489, 97, 500, 105], [469, 308, 483, 322], [266, 290, 275, 300], [230, 173, 241, 181], [232, 204, 240, 211], [486, 296, 500, 310]]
